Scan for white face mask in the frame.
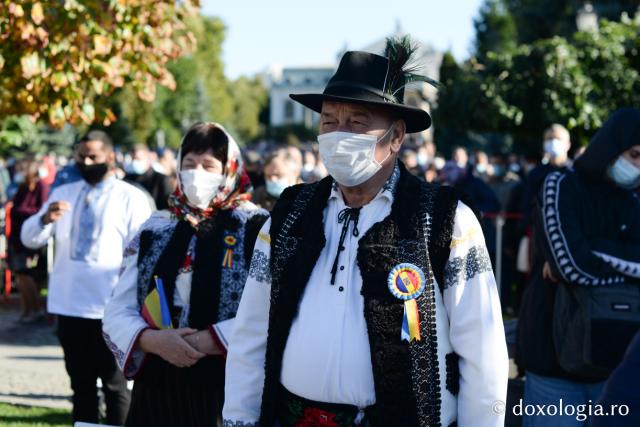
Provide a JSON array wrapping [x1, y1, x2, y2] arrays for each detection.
[[179, 169, 224, 209], [317, 125, 394, 187], [607, 156, 640, 190], [544, 138, 567, 159]]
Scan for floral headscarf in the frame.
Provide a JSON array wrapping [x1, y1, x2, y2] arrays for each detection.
[[168, 123, 253, 227]]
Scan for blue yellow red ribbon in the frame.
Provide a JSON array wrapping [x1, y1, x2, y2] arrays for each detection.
[[388, 263, 426, 342], [222, 235, 237, 268]]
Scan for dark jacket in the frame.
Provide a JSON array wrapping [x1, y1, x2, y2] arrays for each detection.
[[518, 108, 640, 381], [9, 180, 49, 255], [593, 332, 640, 427], [125, 168, 174, 211], [251, 185, 279, 212], [454, 172, 500, 258]]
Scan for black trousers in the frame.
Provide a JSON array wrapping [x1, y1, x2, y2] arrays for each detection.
[[57, 315, 130, 424]]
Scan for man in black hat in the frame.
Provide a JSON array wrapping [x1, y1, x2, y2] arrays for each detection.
[[222, 37, 508, 427]]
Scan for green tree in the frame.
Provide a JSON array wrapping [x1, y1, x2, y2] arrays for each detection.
[[474, 0, 518, 60], [435, 16, 640, 154], [228, 76, 269, 144], [192, 16, 233, 125], [504, 0, 639, 44], [0, 116, 75, 157], [97, 15, 234, 149]]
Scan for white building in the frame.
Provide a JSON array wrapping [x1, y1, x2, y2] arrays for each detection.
[[268, 23, 443, 142], [269, 66, 334, 128]]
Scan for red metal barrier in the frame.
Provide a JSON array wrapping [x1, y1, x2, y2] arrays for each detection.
[[3, 202, 12, 302]]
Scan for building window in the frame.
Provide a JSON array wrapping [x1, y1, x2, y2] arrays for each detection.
[[284, 100, 295, 121]]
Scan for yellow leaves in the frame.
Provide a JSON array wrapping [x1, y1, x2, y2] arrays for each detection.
[[137, 77, 156, 103], [2, 0, 201, 128], [93, 35, 113, 56], [20, 52, 43, 79], [80, 103, 95, 124], [51, 72, 69, 91], [31, 3, 45, 25], [48, 100, 66, 127], [9, 3, 25, 17], [102, 108, 117, 127], [158, 69, 176, 91]]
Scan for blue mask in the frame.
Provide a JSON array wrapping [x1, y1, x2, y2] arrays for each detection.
[[608, 156, 640, 190], [266, 179, 289, 198]]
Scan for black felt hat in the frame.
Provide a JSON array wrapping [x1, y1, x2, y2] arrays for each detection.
[[290, 40, 436, 133]]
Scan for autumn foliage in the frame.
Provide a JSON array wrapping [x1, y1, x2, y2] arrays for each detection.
[[0, 0, 200, 127]]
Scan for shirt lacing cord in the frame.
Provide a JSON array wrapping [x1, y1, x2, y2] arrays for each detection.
[[330, 207, 362, 285]]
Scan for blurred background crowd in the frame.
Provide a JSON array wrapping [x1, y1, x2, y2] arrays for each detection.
[[0, 121, 581, 321]]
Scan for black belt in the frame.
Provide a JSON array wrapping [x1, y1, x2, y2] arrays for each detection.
[[276, 384, 373, 427]]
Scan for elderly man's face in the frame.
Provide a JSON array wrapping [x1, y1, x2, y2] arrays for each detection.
[[319, 101, 404, 165]]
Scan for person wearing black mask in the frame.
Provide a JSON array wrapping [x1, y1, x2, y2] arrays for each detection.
[[21, 130, 152, 425]]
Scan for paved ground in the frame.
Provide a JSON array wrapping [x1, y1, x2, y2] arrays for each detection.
[[0, 293, 519, 413], [0, 295, 72, 409]]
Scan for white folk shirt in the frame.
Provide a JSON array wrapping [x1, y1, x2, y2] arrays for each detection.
[[223, 183, 509, 427], [20, 177, 151, 319]]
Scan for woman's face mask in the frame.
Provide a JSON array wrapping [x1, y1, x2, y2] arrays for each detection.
[[607, 155, 640, 190], [317, 124, 394, 187], [266, 178, 289, 198], [179, 169, 224, 209]]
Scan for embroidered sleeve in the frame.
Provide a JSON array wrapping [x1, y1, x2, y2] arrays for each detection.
[[442, 202, 509, 427], [208, 318, 234, 358], [222, 219, 273, 425], [102, 225, 152, 380], [539, 171, 625, 286]]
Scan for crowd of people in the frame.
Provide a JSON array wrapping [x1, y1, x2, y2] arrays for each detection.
[[1, 41, 639, 427]]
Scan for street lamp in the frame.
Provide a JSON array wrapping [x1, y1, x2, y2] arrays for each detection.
[[576, 2, 598, 31]]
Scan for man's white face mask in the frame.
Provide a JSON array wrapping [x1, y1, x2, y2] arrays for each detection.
[[317, 124, 394, 187], [179, 169, 224, 209], [544, 138, 567, 159]]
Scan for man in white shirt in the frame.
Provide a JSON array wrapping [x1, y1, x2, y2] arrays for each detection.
[[223, 38, 508, 427], [21, 130, 151, 425]]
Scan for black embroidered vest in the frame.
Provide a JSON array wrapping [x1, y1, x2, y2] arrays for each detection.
[[260, 164, 463, 427]]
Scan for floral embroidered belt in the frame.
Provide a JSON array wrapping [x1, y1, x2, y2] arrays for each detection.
[[277, 384, 372, 427]]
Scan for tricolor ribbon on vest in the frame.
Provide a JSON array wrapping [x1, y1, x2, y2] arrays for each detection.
[[387, 263, 426, 342], [222, 234, 237, 268]]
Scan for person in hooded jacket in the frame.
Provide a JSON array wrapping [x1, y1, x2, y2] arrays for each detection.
[[592, 331, 640, 427], [517, 108, 640, 426]]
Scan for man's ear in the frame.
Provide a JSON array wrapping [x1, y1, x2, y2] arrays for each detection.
[[389, 120, 406, 154]]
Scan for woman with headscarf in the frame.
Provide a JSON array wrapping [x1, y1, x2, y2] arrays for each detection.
[[102, 122, 268, 427]]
